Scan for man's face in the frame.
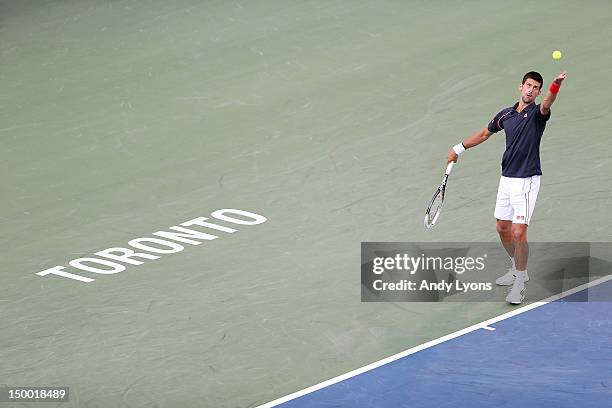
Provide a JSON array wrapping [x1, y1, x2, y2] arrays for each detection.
[[519, 78, 542, 104]]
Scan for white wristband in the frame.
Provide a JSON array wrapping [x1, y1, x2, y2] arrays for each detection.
[[453, 143, 466, 155]]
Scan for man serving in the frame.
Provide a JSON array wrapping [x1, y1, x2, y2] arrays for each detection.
[[447, 71, 567, 304]]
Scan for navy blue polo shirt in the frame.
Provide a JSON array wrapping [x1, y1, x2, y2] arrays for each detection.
[[487, 102, 551, 178]]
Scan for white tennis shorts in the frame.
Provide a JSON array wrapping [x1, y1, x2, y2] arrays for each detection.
[[494, 175, 541, 225]]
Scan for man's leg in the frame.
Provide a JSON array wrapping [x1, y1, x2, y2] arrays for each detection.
[[494, 176, 517, 286], [511, 223, 528, 271], [498, 175, 539, 303], [496, 219, 514, 258], [506, 223, 529, 304], [509, 175, 539, 273], [495, 219, 520, 286]]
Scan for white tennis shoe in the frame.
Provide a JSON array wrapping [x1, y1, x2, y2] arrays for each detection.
[[506, 279, 527, 304], [495, 270, 529, 286]]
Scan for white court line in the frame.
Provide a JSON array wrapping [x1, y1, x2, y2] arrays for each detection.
[[481, 326, 496, 331], [256, 274, 612, 408]]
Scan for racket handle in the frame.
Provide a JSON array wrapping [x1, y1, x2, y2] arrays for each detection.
[[445, 161, 454, 175]]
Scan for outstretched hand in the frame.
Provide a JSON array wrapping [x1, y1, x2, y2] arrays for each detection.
[[447, 148, 458, 163], [553, 71, 567, 85]]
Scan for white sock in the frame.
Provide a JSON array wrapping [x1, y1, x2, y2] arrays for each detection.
[[509, 257, 516, 270], [515, 270, 528, 281]]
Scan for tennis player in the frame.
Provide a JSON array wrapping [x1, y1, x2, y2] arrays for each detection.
[[447, 71, 567, 304]]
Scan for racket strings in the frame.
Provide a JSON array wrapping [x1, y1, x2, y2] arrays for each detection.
[[424, 171, 451, 229], [425, 190, 444, 227]]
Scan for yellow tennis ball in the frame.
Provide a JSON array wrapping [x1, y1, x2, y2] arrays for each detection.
[[552, 50, 562, 60]]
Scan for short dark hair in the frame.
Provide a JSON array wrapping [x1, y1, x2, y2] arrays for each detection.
[[522, 71, 543, 88]]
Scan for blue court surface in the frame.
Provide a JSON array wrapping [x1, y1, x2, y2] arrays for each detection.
[[260, 277, 612, 408]]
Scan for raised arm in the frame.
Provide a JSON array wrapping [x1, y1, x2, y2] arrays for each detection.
[[540, 71, 567, 115], [447, 127, 492, 163]]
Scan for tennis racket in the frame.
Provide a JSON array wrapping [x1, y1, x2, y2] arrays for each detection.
[[423, 161, 454, 229]]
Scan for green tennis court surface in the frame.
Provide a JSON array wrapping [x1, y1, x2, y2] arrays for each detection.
[[2, 1, 611, 406]]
